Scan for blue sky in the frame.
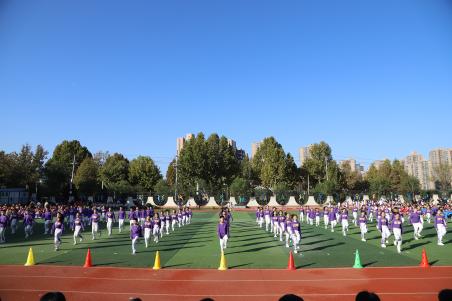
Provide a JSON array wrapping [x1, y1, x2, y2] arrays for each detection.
[[1, 0, 451, 172]]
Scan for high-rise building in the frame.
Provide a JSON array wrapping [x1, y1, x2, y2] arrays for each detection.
[[176, 133, 194, 155], [372, 160, 386, 170], [429, 148, 452, 166], [299, 145, 313, 166], [251, 142, 262, 159], [339, 158, 364, 174], [404, 151, 434, 190], [227, 138, 237, 150]]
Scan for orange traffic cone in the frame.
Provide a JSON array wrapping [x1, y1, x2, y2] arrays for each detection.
[[83, 249, 93, 268], [419, 248, 430, 268], [287, 251, 296, 270]]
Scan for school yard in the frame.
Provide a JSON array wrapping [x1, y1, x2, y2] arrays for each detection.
[[0, 210, 451, 301]]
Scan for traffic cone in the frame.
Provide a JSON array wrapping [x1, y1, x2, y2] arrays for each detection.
[[24, 247, 35, 266], [83, 249, 93, 268], [218, 251, 227, 271], [353, 249, 363, 268], [287, 251, 296, 270], [419, 248, 430, 268], [153, 251, 161, 270]]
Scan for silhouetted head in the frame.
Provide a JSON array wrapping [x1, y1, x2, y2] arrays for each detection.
[[279, 294, 304, 301]]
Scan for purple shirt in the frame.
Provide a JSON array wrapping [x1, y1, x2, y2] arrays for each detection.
[[0, 215, 8, 227], [52, 221, 64, 233], [217, 223, 228, 239], [391, 219, 403, 232], [435, 216, 447, 228], [130, 224, 142, 239], [91, 214, 100, 223], [410, 212, 421, 224], [118, 210, 125, 220], [73, 218, 84, 230]]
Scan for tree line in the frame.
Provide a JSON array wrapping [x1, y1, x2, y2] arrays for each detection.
[[1, 135, 450, 202]]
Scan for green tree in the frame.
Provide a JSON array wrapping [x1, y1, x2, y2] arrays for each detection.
[[166, 159, 176, 187], [304, 141, 333, 185], [154, 179, 172, 197], [431, 162, 452, 192], [400, 175, 420, 196], [99, 153, 130, 194], [129, 156, 162, 193], [229, 177, 252, 198], [74, 157, 99, 197], [44, 140, 91, 197], [251, 137, 293, 189]]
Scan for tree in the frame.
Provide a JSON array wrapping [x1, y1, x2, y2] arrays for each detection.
[[166, 159, 176, 187], [229, 177, 252, 198], [44, 140, 91, 198], [100, 153, 129, 185], [431, 162, 452, 192], [304, 141, 333, 185], [129, 156, 162, 193], [251, 137, 293, 189], [154, 179, 172, 197], [400, 175, 420, 197], [74, 157, 99, 197]]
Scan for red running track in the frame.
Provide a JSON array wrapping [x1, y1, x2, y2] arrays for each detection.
[[0, 265, 451, 301]]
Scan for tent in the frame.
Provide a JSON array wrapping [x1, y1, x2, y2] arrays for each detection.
[[267, 196, 280, 207], [146, 196, 157, 206], [204, 197, 221, 208], [229, 197, 237, 206], [285, 196, 299, 207], [162, 197, 179, 208], [324, 195, 334, 206], [247, 197, 260, 207], [305, 196, 320, 206]]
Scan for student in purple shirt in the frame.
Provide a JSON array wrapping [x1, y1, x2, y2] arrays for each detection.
[[284, 212, 292, 248], [73, 212, 84, 245], [410, 208, 423, 240], [328, 209, 337, 232], [291, 215, 301, 254], [130, 218, 142, 254], [152, 213, 161, 243], [90, 209, 100, 240], [340, 209, 349, 237], [118, 207, 125, 233], [217, 216, 228, 253], [391, 213, 403, 253], [43, 208, 53, 235], [0, 210, 9, 243], [51, 216, 64, 251], [435, 210, 447, 246], [143, 216, 153, 248], [358, 212, 368, 242], [171, 210, 178, 231], [106, 207, 116, 236], [23, 212, 34, 239]]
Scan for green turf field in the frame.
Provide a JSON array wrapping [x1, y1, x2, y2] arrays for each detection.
[[0, 210, 450, 269]]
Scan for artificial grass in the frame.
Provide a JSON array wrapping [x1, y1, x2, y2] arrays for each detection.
[[0, 210, 450, 269]]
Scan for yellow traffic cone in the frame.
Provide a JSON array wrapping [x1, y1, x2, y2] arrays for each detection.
[[218, 251, 227, 271], [24, 247, 35, 266], [153, 251, 161, 270]]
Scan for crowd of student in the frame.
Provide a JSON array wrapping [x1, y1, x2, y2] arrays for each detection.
[[0, 202, 193, 253]]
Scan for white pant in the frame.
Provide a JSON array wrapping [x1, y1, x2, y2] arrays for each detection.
[[292, 231, 301, 251], [0, 226, 5, 243], [10, 219, 17, 234], [413, 222, 423, 238], [172, 220, 177, 231], [341, 220, 349, 235], [74, 225, 83, 243], [315, 216, 320, 226], [144, 228, 151, 247], [360, 224, 368, 235], [323, 216, 329, 228], [219, 235, 228, 252], [153, 226, 160, 242], [132, 237, 139, 254], [91, 222, 99, 239], [330, 220, 337, 231], [107, 218, 113, 236], [118, 219, 124, 232], [54, 228, 62, 249], [437, 225, 446, 243], [265, 216, 271, 231], [393, 228, 402, 252], [299, 213, 304, 222], [25, 225, 32, 238], [44, 220, 51, 234], [165, 221, 170, 234], [381, 225, 391, 244]]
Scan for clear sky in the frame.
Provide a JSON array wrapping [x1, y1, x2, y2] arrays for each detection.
[[1, 0, 452, 173]]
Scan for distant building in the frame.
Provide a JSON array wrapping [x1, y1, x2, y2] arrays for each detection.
[[176, 133, 194, 155], [339, 158, 364, 174], [404, 152, 434, 190], [235, 149, 246, 161], [251, 142, 262, 159], [372, 160, 386, 170], [299, 145, 314, 166], [227, 138, 237, 150], [0, 188, 28, 204], [429, 148, 452, 166]]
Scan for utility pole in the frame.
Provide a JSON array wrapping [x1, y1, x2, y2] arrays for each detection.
[[69, 154, 76, 197], [174, 155, 178, 204]]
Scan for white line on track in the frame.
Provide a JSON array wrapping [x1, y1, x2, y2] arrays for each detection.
[[0, 289, 440, 297], [0, 275, 451, 282]]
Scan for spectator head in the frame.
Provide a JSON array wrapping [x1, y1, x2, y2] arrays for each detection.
[[279, 294, 304, 301], [356, 291, 380, 301], [438, 289, 452, 301], [199, 299, 215, 301], [40, 292, 66, 301]]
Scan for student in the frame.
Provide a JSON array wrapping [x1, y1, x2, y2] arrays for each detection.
[[285, 212, 293, 248], [217, 216, 228, 253], [410, 207, 423, 240], [435, 209, 447, 246], [43, 208, 53, 235], [391, 213, 403, 253], [130, 219, 142, 255], [152, 213, 160, 243], [291, 215, 301, 254], [171, 210, 178, 231], [299, 206, 304, 223], [0, 210, 8, 243], [329, 208, 337, 232], [257, 207, 264, 228], [106, 207, 116, 236], [378, 212, 391, 248], [73, 212, 84, 245], [341, 208, 349, 237], [272, 211, 280, 238], [118, 207, 126, 233], [143, 216, 153, 248], [264, 206, 271, 232], [314, 208, 321, 227], [23, 211, 34, 239], [51, 216, 64, 251], [159, 212, 166, 237], [323, 207, 329, 230], [10, 209, 18, 234], [278, 211, 286, 242], [352, 207, 359, 226], [90, 208, 100, 240], [165, 211, 171, 235], [358, 211, 368, 242]]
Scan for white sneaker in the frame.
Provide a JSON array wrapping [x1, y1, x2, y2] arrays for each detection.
[[438, 242, 444, 246], [286, 244, 289, 248], [361, 238, 366, 242], [294, 250, 298, 254], [381, 244, 386, 248], [394, 241, 397, 246]]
